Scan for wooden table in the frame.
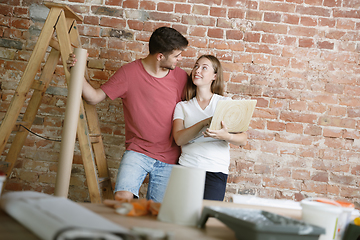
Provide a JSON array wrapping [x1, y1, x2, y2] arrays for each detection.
[[0, 199, 302, 240]]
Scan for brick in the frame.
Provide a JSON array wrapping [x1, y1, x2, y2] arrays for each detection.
[[348, 108, 360, 118], [283, 14, 299, 25], [289, 26, 317, 37], [302, 181, 327, 194], [337, 19, 356, 30], [228, 8, 245, 19], [323, 128, 343, 138], [182, 15, 215, 26], [192, 5, 209, 15], [78, 25, 100, 37], [0, 38, 23, 49], [345, 85, 360, 96], [215, 50, 232, 61], [226, 29, 244, 40], [209, 39, 229, 49], [149, 12, 181, 22], [267, 121, 285, 131], [296, 5, 331, 17], [263, 177, 302, 190], [244, 32, 260, 42], [293, 169, 310, 180], [187, 36, 207, 48], [281, 111, 317, 124], [261, 34, 278, 44], [88, 59, 104, 69], [123, 0, 139, 9], [254, 164, 272, 174], [210, 7, 226, 18], [279, 36, 297, 46], [246, 10, 262, 21], [190, 0, 221, 5], [318, 116, 356, 129], [175, 4, 191, 14], [208, 28, 223, 38], [157, 2, 173, 12], [100, 17, 126, 28], [318, 40, 334, 49], [300, 16, 317, 26], [0, 5, 14, 16], [91, 6, 123, 17], [286, 123, 303, 134], [253, 22, 287, 34], [318, 17, 335, 27], [264, 12, 281, 23], [84, 16, 100, 25], [327, 106, 346, 116], [330, 173, 355, 185]]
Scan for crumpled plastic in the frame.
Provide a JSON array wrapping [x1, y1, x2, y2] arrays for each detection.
[[103, 198, 161, 217]]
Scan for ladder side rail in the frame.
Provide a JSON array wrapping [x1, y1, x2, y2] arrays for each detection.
[[57, 16, 103, 202], [69, 20, 114, 201], [0, 8, 62, 155], [4, 49, 61, 176]]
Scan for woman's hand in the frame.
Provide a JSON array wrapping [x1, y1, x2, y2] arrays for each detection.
[[204, 121, 247, 146], [203, 121, 229, 140]]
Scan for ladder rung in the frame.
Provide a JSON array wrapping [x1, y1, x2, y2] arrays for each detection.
[[14, 121, 30, 132], [0, 162, 10, 174], [31, 80, 47, 91], [89, 134, 101, 143], [98, 177, 111, 188]]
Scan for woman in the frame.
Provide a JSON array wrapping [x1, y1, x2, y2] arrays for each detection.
[[172, 55, 248, 201]]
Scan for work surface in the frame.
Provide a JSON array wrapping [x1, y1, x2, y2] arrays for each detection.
[[0, 199, 302, 240]]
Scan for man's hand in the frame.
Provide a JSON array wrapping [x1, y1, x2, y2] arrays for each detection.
[[66, 53, 77, 72]]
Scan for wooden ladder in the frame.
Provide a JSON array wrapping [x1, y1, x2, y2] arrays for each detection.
[[0, 2, 113, 203]]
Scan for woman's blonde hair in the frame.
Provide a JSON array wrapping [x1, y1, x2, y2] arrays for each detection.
[[184, 55, 224, 101]]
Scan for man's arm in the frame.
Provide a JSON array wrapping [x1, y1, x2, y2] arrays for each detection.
[[67, 53, 107, 105], [82, 79, 107, 105]]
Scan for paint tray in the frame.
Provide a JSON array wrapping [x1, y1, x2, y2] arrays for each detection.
[[197, 206, 325, 240]]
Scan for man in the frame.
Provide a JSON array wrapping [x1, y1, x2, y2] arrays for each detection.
[[68, 27, 188, 202]]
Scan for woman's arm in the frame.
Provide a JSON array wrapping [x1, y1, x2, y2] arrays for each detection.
[[204, 121, 248, 146], [173, 118, 212, 146]]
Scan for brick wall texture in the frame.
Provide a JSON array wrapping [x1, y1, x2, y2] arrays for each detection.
[[0, 0, 360, 204]]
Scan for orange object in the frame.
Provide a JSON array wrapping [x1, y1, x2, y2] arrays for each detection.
[[316, 199, 355, 208], [104, 198, 161, 217]]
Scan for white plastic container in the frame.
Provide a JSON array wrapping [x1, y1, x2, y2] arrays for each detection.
[[301, 198, 354, 240], [0, 172, 5, 196]]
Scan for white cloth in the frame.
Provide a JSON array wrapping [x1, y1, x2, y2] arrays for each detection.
[[173, 94, 231, 174]]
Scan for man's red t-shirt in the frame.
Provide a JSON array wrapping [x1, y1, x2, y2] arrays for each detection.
[[100, 59, 188, 164]]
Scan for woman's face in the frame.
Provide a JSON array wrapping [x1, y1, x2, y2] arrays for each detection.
[[191, 57, 216, 88]]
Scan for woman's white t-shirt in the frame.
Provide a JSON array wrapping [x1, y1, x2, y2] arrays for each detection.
[[173, 94, 231, 174]]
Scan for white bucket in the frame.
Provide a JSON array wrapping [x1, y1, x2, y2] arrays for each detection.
[[301, 198, 354, 240], [0, 172, 5, 196]]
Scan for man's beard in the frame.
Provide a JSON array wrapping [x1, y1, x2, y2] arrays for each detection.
[[160, 59, 176, 70]]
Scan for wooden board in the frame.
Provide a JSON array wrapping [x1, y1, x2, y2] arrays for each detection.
[[209, 100, 257, 132]]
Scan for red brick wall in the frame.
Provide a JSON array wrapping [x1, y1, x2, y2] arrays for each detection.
[[0, 0, 359, 204]]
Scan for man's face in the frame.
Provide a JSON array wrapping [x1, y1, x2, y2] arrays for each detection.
[[159, 50, 184, 70]]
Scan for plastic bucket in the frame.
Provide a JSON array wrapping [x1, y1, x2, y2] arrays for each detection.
[[301, 198, 354, 240], [0, 172, 5, 196]]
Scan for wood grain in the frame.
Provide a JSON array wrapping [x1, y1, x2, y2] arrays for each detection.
[[209, 100, 257, 132]]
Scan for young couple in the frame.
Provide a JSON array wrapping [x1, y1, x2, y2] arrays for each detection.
[[68, 26, 247, 202]]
